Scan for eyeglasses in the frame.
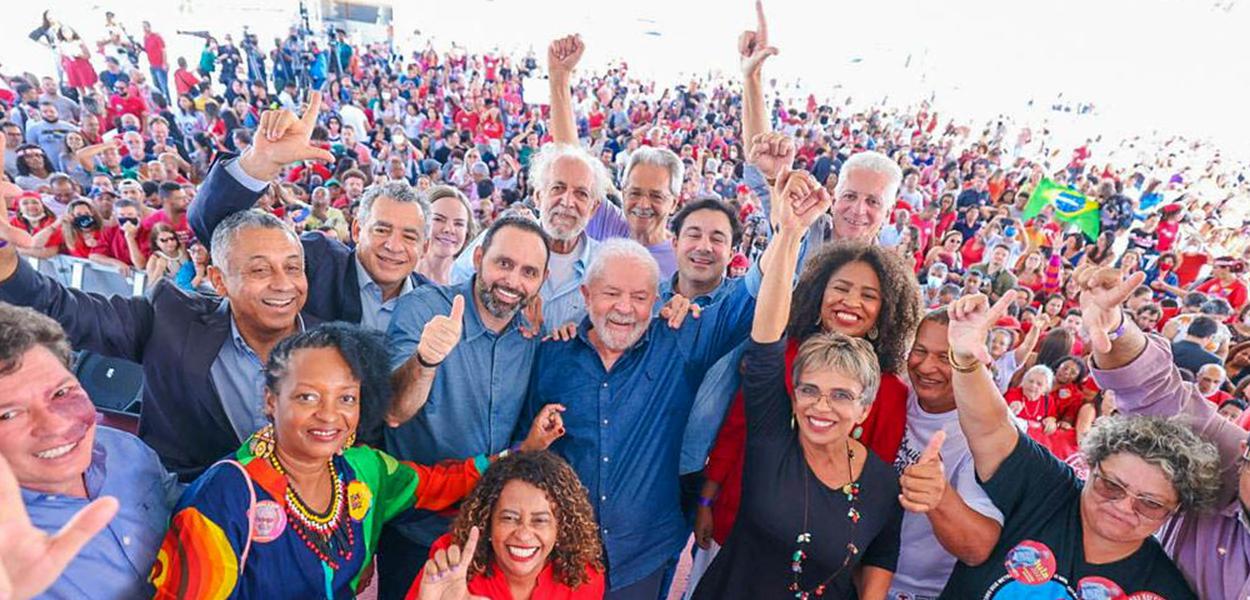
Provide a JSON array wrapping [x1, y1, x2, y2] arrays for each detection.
[[1089, 467, 1177, 521], [793, 384, 860, 408]]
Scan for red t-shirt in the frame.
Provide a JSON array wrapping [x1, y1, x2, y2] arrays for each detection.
[[138, 210, 192, 258], [1004, 387, 1056, 423], [144, 32, 167, 70], [1195, 277, 1249, 311], [405, 533, 605, 600], [94, 225, 134, 265], [1204, 390, 1233, 405], [1155, 221, 1179, 252]]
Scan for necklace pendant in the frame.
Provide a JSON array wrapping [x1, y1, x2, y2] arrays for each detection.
[[847, 542, 859, 555], [847, 507, 861, 523], [815, 584, 826, 596], [796, 532, 812, 544]]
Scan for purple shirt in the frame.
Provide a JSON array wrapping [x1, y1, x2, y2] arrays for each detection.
[[585, 201, 677, 279], [1092, 334, 1250, 600]]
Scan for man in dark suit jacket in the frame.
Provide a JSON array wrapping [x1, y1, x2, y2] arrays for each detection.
[[0, 211, 313, 480], [191, 91, 430, 331], [1171, 315, 1223, 375]]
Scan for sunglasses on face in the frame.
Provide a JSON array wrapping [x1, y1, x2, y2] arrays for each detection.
[[1090, 467, 1176, 521]]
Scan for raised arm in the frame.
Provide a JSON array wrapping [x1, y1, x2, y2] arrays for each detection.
[[194, 92, 333, 248], [751, 170, 829, 343], [1013, 315, 1045, 363], [947, 292, 1023, 481], [739, 0, 778, 161], [0, 240, 155, 363], [546, 35, 584, 145], [74, 140, 118, 171], [1079, 265, 1246, 505]]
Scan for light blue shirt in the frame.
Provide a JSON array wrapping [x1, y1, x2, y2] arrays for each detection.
[[210, 302, 305, 443], [24, 426, 181, 600], [384, 277, 538, 546], [355, 256, 414, 332], [453, 231, 598, 327]]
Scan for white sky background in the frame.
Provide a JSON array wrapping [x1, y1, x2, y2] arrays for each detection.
[[3, 0, 1248, 158]]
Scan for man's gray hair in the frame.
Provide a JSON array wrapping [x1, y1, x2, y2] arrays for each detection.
[[622, 146, 683, 197], [529, 143, 611, 202], [585, 238, 659, 291], [358, 180, 431, 238], [835, 151, 903, 203], [1081, 416, 1221, 513], [209, 210, 302, 270]]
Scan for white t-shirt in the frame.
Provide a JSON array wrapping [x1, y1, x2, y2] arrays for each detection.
[[991, 351, 1019, 393], [338, 104, 370, 140], [547, 237, 582, 292], [887, 387, 1005, 600]]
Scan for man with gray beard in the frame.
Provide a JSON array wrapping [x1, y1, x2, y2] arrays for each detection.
[[377, 215, 554, 598], [452, 143, 610, 327]]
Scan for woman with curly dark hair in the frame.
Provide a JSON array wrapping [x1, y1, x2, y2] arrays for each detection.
[[407, 451, 606, 599]]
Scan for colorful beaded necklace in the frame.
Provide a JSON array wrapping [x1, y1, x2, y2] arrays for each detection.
[[788, 440, 861, 599], [267, 454, 355, 569]]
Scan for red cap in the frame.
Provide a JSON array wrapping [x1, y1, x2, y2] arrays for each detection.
[[729, 253, 749, 269], [1160, 203, 1183, 214]]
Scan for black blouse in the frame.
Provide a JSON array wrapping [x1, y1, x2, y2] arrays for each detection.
[[691, 338, 903, 599]]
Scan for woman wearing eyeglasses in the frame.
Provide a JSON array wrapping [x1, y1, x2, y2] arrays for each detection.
[[691, 172, 903, 599], [938, 288, 1220, 599], [1069, 264, 1250, 600]]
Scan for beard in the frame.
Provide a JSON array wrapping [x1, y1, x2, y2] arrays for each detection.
[[475, 278, 531, 320], [590, 309, 649, 351], [541, 206, 587, 242]]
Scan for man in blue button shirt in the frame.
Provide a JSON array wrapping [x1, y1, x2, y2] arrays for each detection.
[[377, 215, 553, 599], [0, 304, 179, 599], [524, 172, 825, 597]]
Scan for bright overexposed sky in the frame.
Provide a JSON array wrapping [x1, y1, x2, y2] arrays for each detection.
[[4, 0, 1248, 157]]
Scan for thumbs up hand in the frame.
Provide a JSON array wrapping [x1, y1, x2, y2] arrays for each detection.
[[416, 295, 466, 367], [899, 430, 949, 514]]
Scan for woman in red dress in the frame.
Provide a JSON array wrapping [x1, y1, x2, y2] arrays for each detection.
[[56, 27, 98, 97], [407, 452, 605, 600]]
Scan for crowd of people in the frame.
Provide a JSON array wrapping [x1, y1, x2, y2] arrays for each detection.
[[0, 2, 1248, 599]]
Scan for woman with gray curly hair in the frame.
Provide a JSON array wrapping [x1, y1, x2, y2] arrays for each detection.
[[1073, 264, 1250, 599], [937, 290, 1218, 599]]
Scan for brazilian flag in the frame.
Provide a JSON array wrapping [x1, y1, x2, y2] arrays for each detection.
[[1023, 178, 1101, 240]]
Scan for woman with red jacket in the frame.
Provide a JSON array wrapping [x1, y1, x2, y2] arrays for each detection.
[[692, 242, 921, 574]]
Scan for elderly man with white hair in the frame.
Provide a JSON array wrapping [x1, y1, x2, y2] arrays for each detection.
[[453, 142, 611, 326], [546, 34, 683, 278], [738, 1, 902, 264], [1196, 363, 1233, 405], [522, 170, 829, 598]]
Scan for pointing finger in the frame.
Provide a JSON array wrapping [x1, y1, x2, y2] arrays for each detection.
[[755, 0, 769, 40], [459, 526, 481, 570], [301, 91, 323, 128]]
